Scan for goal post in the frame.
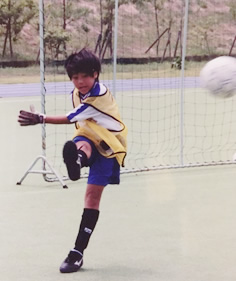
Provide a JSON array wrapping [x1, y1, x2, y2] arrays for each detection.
[[17, 0, 236, 187], [17, 0, 68, 188]]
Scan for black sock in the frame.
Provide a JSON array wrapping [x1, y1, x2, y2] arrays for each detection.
[[78, 150, 88, 167], [74, 208, 100, 253]]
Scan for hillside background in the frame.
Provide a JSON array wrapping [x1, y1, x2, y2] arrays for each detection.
[[0, 0, 236, 63]]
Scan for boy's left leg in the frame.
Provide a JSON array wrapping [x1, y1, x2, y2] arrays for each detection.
[[63, 140, 91, 181], [60, 184, 104, 273]]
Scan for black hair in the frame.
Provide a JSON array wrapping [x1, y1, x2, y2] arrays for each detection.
[[65, 48, 101, 81]]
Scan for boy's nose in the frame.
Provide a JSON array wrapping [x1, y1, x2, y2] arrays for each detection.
[[77, 79, 84, 85]]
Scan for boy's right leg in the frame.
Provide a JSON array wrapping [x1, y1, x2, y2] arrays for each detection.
[[59, 208, 100, 273], [59, 249, 83, 273], [60, 184, 104, 274]]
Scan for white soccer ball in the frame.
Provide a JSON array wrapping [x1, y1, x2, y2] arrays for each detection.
[[200, 56, 236, 98], [233, 152, 236, 161]]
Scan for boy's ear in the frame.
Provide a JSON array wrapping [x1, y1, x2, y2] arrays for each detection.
[[93, 71, 98, 79]]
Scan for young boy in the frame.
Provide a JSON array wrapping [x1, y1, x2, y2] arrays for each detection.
[[18, 48, 127, 273]]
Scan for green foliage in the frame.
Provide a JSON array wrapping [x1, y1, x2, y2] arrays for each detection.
[[0, 0, 37, 38], [43, 0, 92, 59], [0, 0, 37, 57], [81, 23, 90, 33], [45, 1, 90, 27], [132, 0, 165, 10], [171, 56, 182, 69], [45, 29, 70, 48], [228, 0, 236, 20], [101, 0, 129, 25], [0, 0, 234, 60], [95, 0, 129, 58], [0, 0, 11, 26], [197, 0, 207, 9]]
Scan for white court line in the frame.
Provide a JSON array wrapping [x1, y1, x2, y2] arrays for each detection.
[[0, 97, 40, 103], [0, 95, 68, 103]]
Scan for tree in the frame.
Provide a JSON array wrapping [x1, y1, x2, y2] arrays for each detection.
[[96, 0, 129, 59], [153, 0, 165, 56], [44, 0, 91, 59], [44, 29, 70, 60], [228, 0, 236, 20], [0, 0, 37, 58], [131, 0, 166, 56]]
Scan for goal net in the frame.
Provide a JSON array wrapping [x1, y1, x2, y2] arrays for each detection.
[[39, 0, 236, 182]]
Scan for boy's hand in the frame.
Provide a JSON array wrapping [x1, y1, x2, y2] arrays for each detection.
[[18, 105, 45, 126]]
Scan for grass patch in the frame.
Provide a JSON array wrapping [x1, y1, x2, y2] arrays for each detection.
[[0, 61, 204, 84]]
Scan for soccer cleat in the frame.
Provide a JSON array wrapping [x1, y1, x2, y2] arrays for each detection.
[[60, 250, 83, 273], [63, 141, 81, 181]]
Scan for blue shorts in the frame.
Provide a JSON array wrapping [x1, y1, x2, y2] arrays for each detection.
[[73, 136, 120, 186]]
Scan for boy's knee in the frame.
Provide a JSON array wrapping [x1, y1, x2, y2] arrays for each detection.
[[85, 191, 100, 208], [84, 185, 104, 209], [75, 141, 92, 158]]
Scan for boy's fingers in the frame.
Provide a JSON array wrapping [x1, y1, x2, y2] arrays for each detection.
[[18, 114, 33, 125], [18, 117, 32, 126], [30, 104, 36, 113], [19, 110, 36, 118]]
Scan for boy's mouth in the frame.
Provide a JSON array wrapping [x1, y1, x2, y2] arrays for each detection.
[[79, 86, 87, 91]]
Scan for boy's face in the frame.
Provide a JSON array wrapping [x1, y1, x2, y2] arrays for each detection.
[[71, 72, 98, 95]]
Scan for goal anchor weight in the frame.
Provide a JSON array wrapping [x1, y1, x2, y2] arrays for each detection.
[[16, 155, 68, 189]]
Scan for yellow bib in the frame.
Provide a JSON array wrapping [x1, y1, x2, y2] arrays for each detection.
[[72, 87, 127, 167]]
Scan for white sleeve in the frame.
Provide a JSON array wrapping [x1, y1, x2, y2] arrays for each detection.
[[67, 103, 122, 131], [67, 103, 101, 122]]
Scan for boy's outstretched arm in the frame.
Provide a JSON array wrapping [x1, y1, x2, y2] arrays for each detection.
[[18, 110, 70, 126]]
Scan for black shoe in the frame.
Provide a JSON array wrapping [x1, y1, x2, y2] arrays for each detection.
[[60, 250, 83, 273], [63, 141, 81, 181]]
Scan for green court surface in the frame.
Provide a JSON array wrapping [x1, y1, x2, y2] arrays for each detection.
[[1, 96, 236, 281]]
